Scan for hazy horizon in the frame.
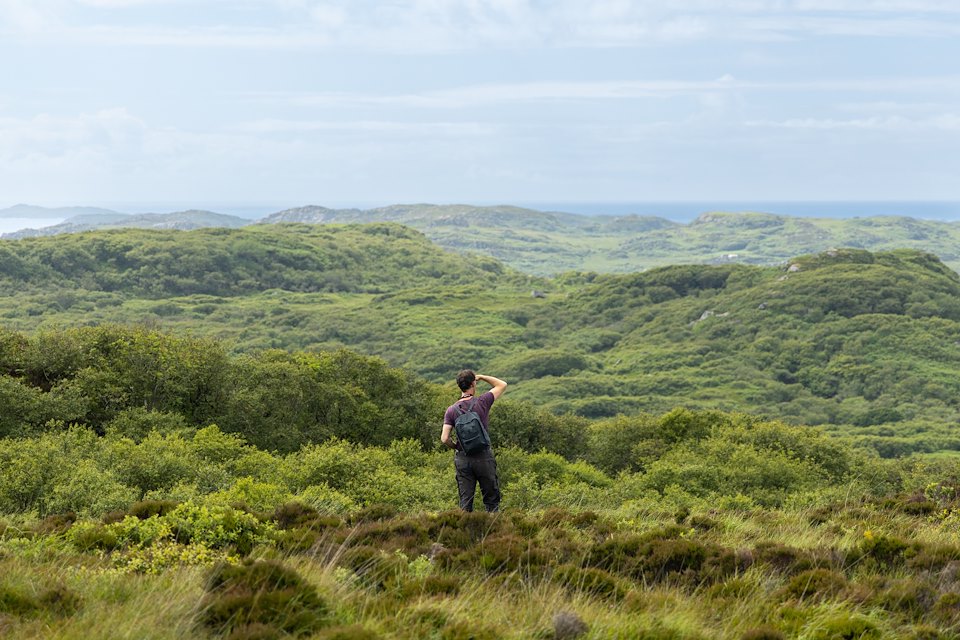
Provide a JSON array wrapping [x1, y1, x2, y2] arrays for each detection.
[[3, 199, 960, 230]]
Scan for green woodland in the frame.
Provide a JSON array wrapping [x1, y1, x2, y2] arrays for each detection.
[[2, 223, 960, 638]]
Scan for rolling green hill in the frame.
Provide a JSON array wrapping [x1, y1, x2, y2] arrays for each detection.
[[4, 225, 960, 638], [0, 224, 958, 455], [263, 205, 960, 274], [8, 202, 960, 274]]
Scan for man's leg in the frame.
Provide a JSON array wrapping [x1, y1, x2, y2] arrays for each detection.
[[475, 450, 502, 513], [454, 454, 477, 512]]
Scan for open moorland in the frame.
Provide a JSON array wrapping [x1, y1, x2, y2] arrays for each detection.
[[2, 222, 960, 638]]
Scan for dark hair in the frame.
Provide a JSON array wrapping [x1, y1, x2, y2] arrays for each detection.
[[456, 370, 476, 392]]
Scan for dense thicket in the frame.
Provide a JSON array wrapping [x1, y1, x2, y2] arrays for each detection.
[[0, 325, 889, 517], [0, 223, 513, 297]]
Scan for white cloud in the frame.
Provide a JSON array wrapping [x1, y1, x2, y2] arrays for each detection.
[[241, 74, 960, 112], [3, 0, 956, 50], [235, 119, 497, 136], [746, 114, 960, 131]]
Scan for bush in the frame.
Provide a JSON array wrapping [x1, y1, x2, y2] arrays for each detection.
[[199, 560, 328, 636], [872, 578, 937, 617], [639, 538, 710, 581], [0, 584, 81, 618], [339, 546, 408, 591], [856, 533, 911, 566], [130, 499, 180, 519], [810, 613, 880, 640], [754, 542, 816, 575], [552, 564, 625, 600], [782, 569, 847, 601], [67, 521, 121, 552]]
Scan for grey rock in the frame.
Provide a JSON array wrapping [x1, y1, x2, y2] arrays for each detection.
[[553, 611, 588, 640]]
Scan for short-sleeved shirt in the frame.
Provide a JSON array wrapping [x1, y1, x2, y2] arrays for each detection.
[[443, 391, 495, 431]]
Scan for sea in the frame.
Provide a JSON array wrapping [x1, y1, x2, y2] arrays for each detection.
[[517, 201, 960, 223], [0, 217, 66, 235]]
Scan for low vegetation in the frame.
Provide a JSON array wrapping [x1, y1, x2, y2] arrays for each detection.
[[1, 223, 959, 636], [1, 232, 960, 455]]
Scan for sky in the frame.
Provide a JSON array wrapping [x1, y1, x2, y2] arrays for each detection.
[[1, 1, 959, 211]]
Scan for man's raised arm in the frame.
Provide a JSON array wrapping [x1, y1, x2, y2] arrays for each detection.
[[476, 374, 508, 400]]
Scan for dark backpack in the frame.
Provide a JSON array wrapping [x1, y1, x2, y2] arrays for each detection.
[[454, 397, 490, 454]]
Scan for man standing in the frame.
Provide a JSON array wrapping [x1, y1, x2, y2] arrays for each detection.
[[441, 370, 508, 512]]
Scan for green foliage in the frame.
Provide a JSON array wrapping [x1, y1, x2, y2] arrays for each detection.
[[0, 583, 82, 618], [3, 235, 960, 457], [782, 569, 847, 601], [199, 560, 329, 637]]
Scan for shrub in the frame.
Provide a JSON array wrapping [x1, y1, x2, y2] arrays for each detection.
[[297, 484, 357, 515], [199, 560, 328, 637], [0, 585, 41, 617], [36, 585, 83, 616], [754, 542, 815, 575], [349, 503, 398, 524], [552, 564, 625, 600], [638, 538, 710, 582], [45, 459, 138, 517], [586, 534, 644, 572], [934, 592, 960, 620], [907, 625, 945, 640], [165, 503, 274, 555], [429, 511, 497, 549], [782, 569, 847, 601], [476, 534, 550, 575], [31, 512, 77, 535], [0, 584, 81, 618], [690, 515, 720, 531], [67, 521, 121, 552], [130, 499, 180, 519], [857, 533, 911, 566], [810, 613, 880, 640], [907, 545, 960, 571], [339, 546, 407, 591], [872, 579, 936, 618], [352, 517, 429, 552], [208, 478, 292, 513]]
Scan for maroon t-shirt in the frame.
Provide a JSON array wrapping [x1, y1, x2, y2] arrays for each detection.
[[444, 391, 495, 431]]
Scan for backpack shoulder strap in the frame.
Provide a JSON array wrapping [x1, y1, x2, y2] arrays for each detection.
[[455, 396, 478, 417]]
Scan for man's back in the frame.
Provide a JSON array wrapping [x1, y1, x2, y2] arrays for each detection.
[[440, 372, 507, 512]]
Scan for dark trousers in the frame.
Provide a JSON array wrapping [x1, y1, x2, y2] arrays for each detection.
[[454, 449, 501, 512]]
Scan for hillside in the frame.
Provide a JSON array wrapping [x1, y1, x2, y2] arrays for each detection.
[[7, 202, 960, 274], [0, 225, 958, 455], [3, 326, 959, 638], [0, 223, 516, 297], [264, 205, 960, 274]]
